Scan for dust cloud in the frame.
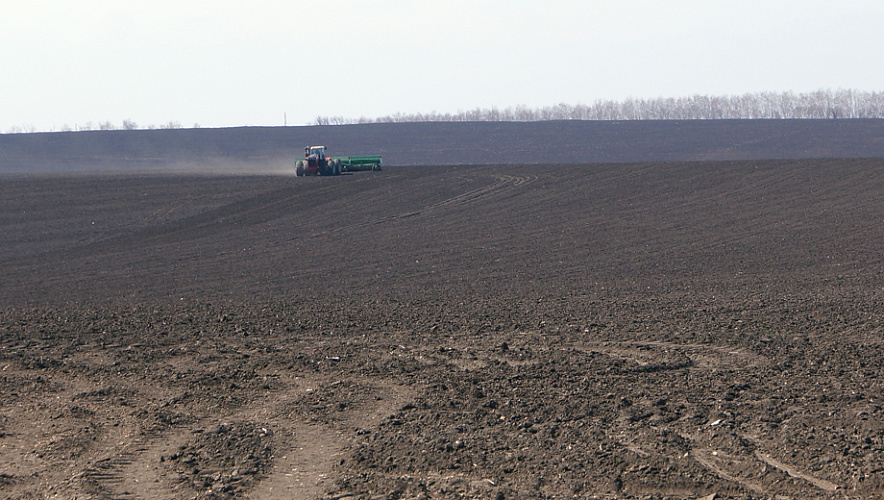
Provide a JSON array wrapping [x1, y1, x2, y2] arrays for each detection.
[[0, 157, 298, 176]]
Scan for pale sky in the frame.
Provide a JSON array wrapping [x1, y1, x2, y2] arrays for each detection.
[[2, 0, 882, 132]]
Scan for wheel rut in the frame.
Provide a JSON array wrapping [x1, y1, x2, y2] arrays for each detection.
[[74, 375, 417, 500], [567, 340, 769, 371], [315, 173, 537, 237]]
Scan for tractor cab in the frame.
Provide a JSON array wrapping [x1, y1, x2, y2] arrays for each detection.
[[305, 145, 327, 160]]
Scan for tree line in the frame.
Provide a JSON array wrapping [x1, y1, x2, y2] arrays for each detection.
[[6, 88, 882, 134], [3, 120, 192, 134], [315, 88, 884, 125]]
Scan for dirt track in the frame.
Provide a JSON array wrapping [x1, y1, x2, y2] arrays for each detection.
[[2, 160, 884, 499]]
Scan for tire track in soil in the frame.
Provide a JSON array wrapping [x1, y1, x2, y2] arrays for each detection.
[[81, 375, 416, 500], [688, 445, 841, 497], [567, 340, 769, 371], [248, 423, 342, 500], [314, 173, 537, 237], [75, 439, 186, 500], [247, 377, 417, 500], [560, 341, 832, 498], [690, 449, 766, 495], [753, 450, 840, 492]]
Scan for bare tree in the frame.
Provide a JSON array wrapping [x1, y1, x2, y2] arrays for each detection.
[[48, 88, 883, 132]]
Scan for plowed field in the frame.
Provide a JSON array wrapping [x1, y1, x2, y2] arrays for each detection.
[[2, 159, 884, 499]]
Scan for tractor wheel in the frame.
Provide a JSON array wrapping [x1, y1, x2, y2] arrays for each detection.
[[295, 161, 305, 176], [335, 160, 342, 175]]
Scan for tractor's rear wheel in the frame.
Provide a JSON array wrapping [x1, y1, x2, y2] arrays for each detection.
[[334, 160, 342, 175], [295, 161, 305, 176]]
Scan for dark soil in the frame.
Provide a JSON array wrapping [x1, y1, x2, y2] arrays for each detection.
[[2, 159, 884, 499], [2, 119, 884, 173]]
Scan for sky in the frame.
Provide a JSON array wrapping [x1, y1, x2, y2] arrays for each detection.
[[2, 0, 882, 132]]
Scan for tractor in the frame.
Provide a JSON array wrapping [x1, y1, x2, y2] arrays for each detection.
[[295, 145, 342, 176]]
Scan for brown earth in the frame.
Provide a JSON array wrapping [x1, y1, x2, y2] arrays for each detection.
[[2, 159, 884, 499]]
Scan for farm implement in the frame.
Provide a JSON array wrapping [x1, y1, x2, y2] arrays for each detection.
[[295, 145, 383, 176]]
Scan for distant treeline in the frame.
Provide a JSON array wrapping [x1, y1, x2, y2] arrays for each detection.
[[4, 120, 190, 134], [316, 89, 884, 125], [7, 88, 882, 134]]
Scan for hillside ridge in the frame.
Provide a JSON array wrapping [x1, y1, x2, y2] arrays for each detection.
[[1, 119, 883, 173]]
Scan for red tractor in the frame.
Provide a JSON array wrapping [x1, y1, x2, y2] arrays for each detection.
[[295, 145, 342, 176]]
